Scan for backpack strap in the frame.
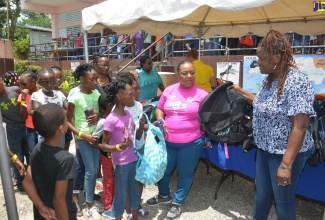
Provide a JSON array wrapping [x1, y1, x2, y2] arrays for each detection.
[[133, 112, 152, 164]]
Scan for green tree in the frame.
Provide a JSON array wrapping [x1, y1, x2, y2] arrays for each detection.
[[19, 11, 51, 28], [16, 11, 51, 38], [7, 0, 21, 41]]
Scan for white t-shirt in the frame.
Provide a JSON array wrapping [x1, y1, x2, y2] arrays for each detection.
[[31, 89, 66, 108], [125, 101, 144, 148]]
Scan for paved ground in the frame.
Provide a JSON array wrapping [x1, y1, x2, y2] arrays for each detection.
[[0, 135, 325, 219]]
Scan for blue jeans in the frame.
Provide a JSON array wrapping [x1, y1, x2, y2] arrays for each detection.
[[73, 149, 85, 194], [6, 124, 29, 184], [113, 161, 139, 217], [294, 33, 310, 54], [158, 135, 205, 205], [253, 148, 312, 220], [26, 127, 38, 152], [208, 36, 219, 56], [77, 139, 100, 204]]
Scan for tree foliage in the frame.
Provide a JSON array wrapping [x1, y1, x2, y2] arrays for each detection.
[[0, 0, 51, 41]]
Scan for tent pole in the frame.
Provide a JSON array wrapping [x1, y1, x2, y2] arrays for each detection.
[[198, 26, 202, 60], [0, 113, 19, 219], [83, 30, 89, 63]]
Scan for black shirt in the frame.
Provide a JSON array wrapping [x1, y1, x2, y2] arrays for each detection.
[[30, 142, 77, 220]]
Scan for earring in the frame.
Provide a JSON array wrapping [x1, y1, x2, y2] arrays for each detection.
[[273, 65, 277, 70]]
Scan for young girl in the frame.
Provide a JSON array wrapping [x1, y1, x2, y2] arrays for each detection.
[[0, 73, 29, 191], [101, 78, 144, 220], [28, 68, 68, 147], [18, 70, 38, 152], [66, 63, 101, 220], [116, 72, 149, 219], [51, 65, 73, 151], [91, 94, 115, 218]]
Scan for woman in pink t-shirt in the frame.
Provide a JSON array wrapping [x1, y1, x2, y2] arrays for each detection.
[[146, 61, 208, 219]]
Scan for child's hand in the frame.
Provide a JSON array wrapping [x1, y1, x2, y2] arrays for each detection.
[[21, 89, 29, 101], [82, 133, 98, 145], [14, 159, 26, 176], [124, 136, 133, 148], [39, 205, 57, 220], [86, 114, 98, 125]]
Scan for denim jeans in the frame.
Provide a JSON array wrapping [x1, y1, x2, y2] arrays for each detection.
[[73, 149, 85, 194], [26, 127, 38, 152], [113, 161, 139, 217], [208, 36, 219, 56], [77, 139, 100, 204], [6, 123, 29, 184], [158, 135, 205, 205], [253, 148, 312, 220], [293, 33, 310, 54]]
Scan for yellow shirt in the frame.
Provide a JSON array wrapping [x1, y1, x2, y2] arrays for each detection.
[[193, 60, 215, 92]]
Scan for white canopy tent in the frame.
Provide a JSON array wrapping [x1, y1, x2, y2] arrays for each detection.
[[82, 0, 325, 38]]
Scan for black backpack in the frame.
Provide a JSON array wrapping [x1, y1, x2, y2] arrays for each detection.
[[198, 81, 253, 145], [307, 99, 325, 166]]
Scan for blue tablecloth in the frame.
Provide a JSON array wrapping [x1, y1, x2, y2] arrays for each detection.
[[201, 142, 325, 202]]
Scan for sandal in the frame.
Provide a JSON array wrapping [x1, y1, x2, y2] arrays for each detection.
[[138, 208, 150, 218], [127, 213, 132, 220]]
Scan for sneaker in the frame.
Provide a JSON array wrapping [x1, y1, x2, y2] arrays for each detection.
[[96, 178, 103, 191], [87, 206, 101, 220], [102, 208, 115, 219], [147, 195, 172, 206], [166, 205, 182, 219], [126, 213, 132, 220], [94, 200, 104, 213]]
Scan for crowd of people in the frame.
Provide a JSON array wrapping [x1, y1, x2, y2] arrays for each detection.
[[61, 30, 325, 62], [0, 29, 319, 220]]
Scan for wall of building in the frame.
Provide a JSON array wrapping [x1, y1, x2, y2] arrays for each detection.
[[0, 39, 14, 74]]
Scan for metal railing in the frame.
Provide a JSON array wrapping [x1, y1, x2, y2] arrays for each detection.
[[28, 34, 325, 63]]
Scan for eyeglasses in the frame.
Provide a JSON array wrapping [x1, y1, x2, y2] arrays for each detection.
[[98, 63, 111, 68]]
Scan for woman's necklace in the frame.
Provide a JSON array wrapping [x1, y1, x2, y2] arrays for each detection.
[[97, 76, 109, 86]]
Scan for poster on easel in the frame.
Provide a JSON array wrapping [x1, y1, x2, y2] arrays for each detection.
[[293, 54, 325, 94], [216, 62, 240, 85], [242, 56, 265, 93]]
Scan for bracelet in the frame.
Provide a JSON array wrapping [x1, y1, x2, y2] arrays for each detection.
[[158, 118, 165, 124], [116, 144, 122, 151], [280, 162, 291, 170], [11, 154, 18, 162], [78, 131, 83, 137], [21, 100, 27, 107]]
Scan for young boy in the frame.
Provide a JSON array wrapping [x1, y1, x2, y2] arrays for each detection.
[[23, 103, 77, 220]]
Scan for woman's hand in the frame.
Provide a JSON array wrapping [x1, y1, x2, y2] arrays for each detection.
[[277, 165, 292, 187]]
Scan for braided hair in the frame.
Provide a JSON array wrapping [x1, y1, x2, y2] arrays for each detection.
[[37, 68, 55, 78], [73, 63, 96, 80], [3, 71, 19, 86], [258, 29, 296, 97], [91, 53, 107, 64], [104, 78, 129, 105], [20, 70, 38, 82], [115, 72, 136, 86], [50, 65, 62, 72]]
